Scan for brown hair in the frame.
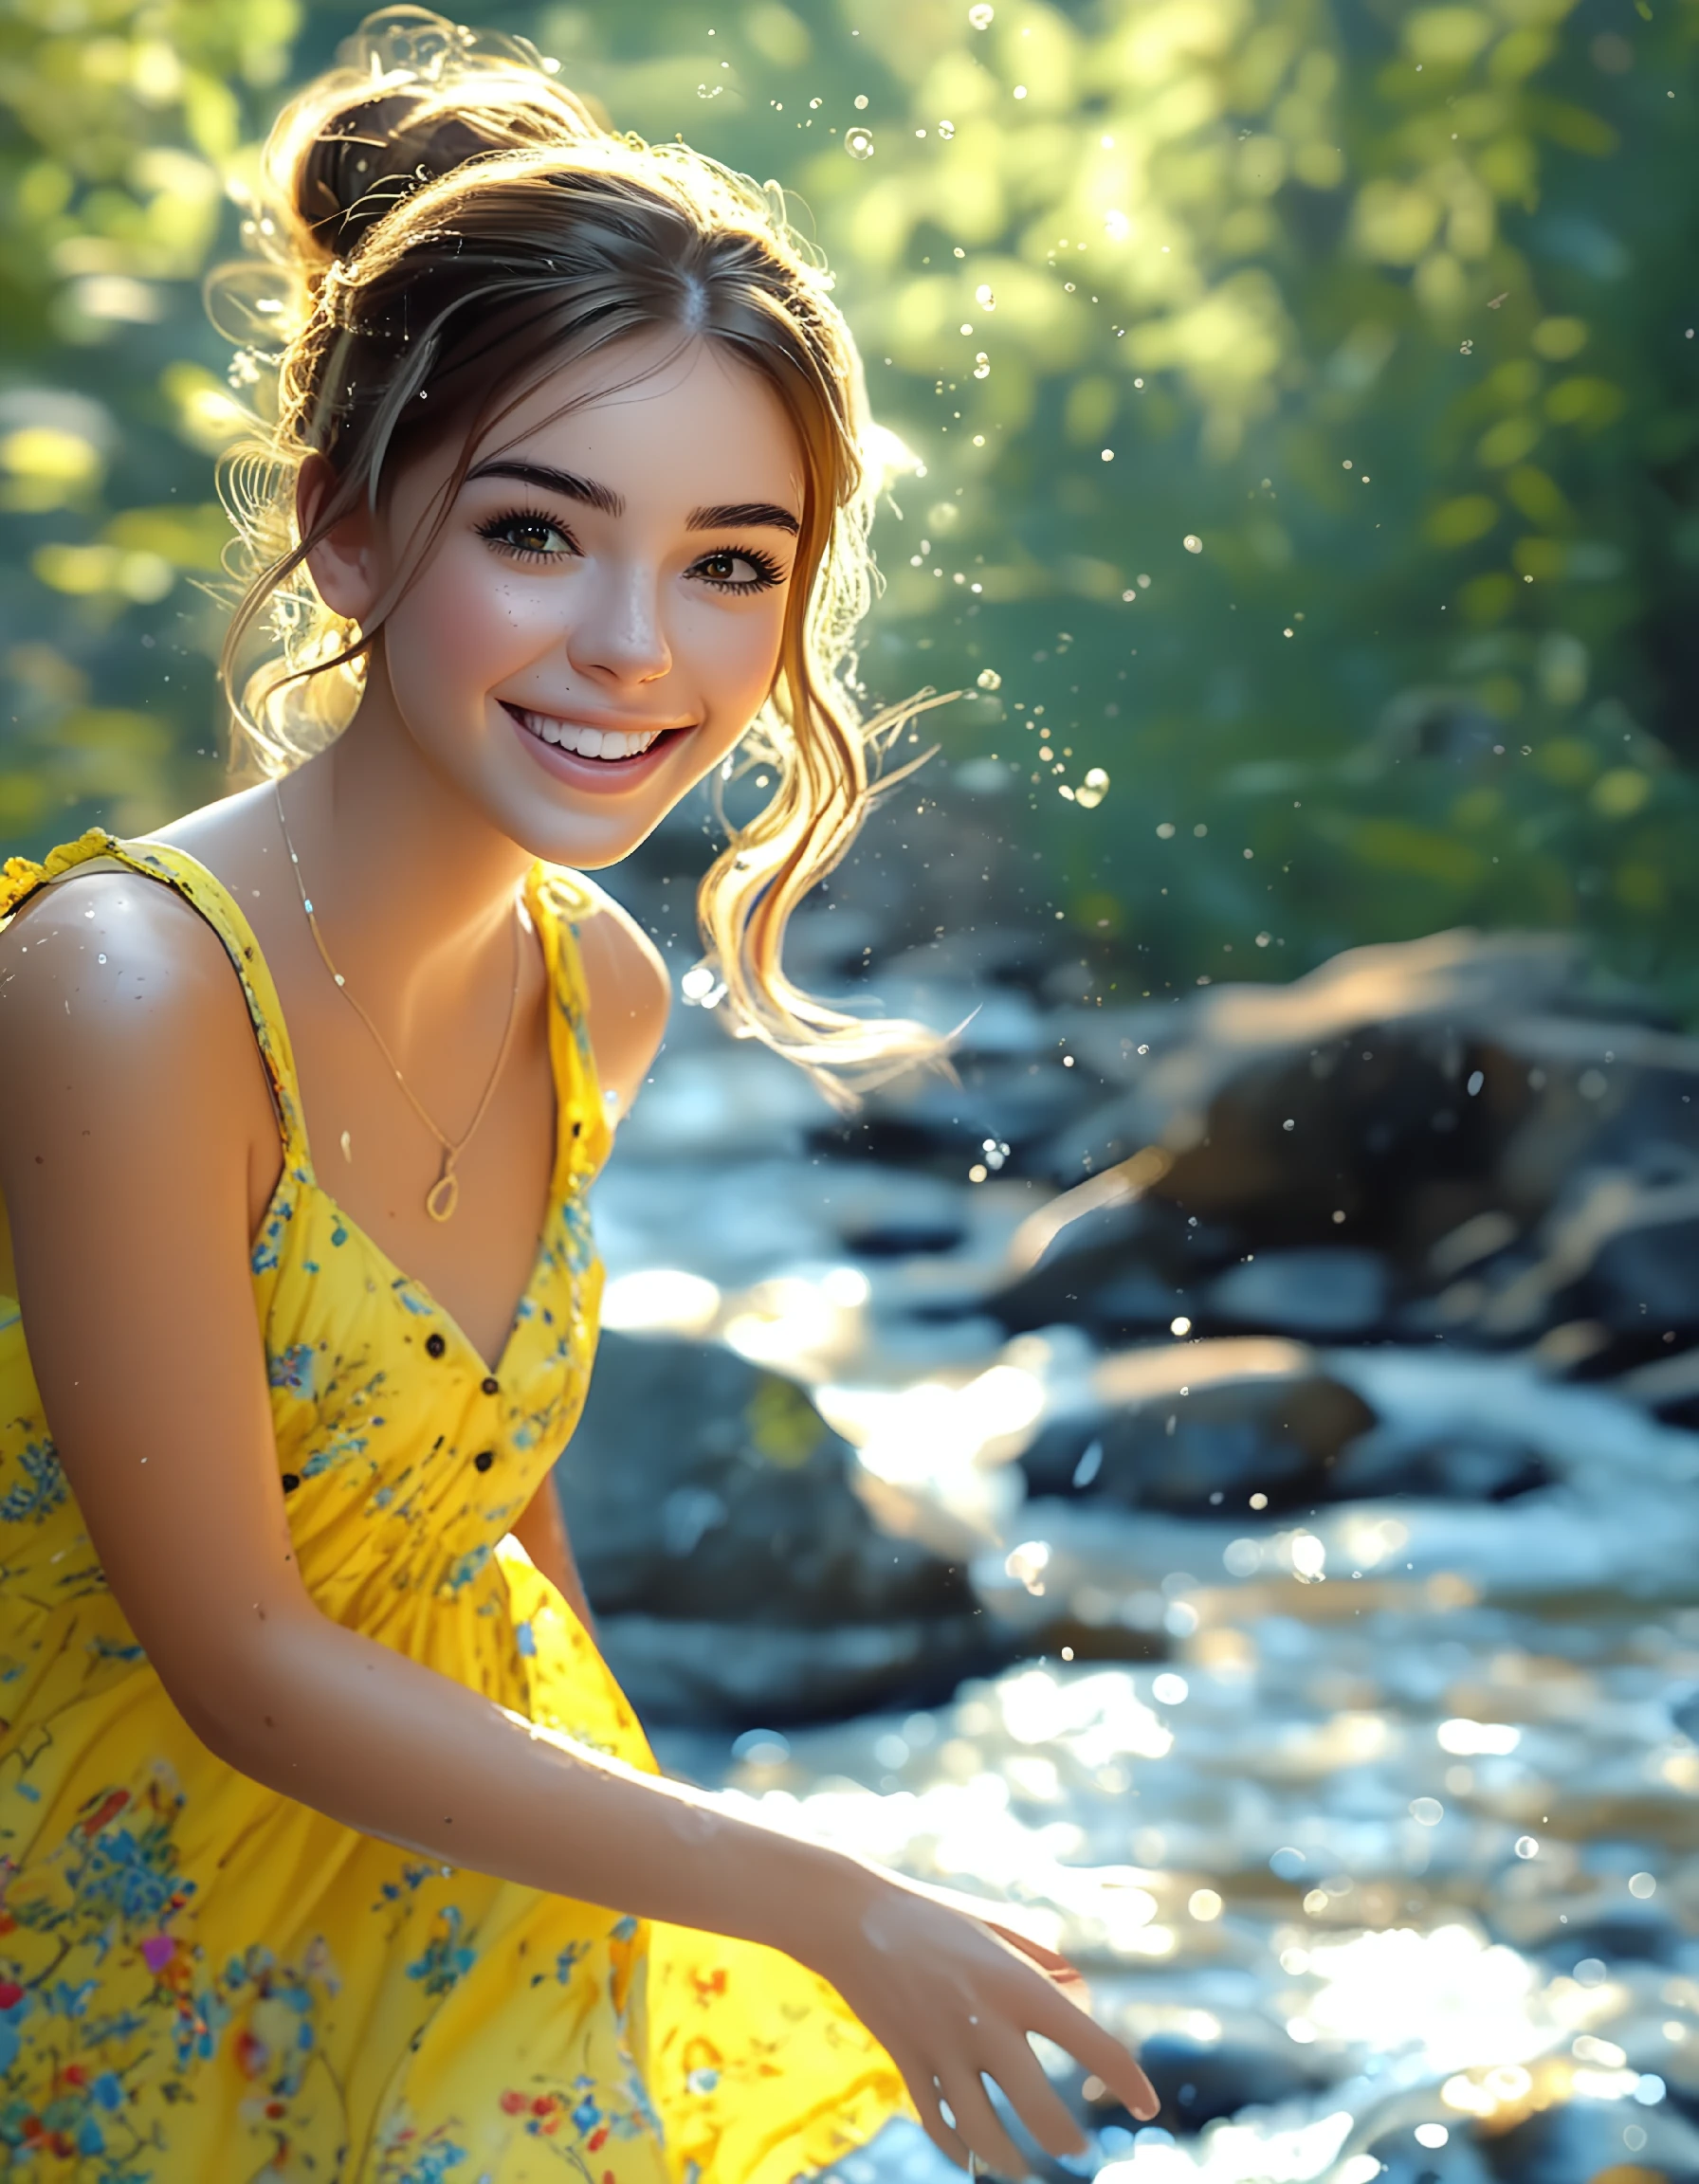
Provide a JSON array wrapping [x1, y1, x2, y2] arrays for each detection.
[[214, 5, 948, 1099]]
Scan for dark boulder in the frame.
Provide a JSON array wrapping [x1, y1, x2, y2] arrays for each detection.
[[591, 1614, 997, 1729], [1137, 2029, 1339, 2130], [552, 1332, 1002, 1722], [1327, 1427, 1553, 1502], [1206, 1247, 1393, 1338], [990, 932, 1699, 1370], [1018, 1338, 1377, 1517], [1482, 2098, 1699, 2183]]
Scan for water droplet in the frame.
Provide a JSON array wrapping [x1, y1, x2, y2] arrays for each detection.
[[973, 352, 991, 378], [845, 127, 875, 159], [938, 118, 956, 138], [853, 93, 869, 109], [975, 668, 1002, 690], [1075, 766, 1110, 809], [1004, 1539, 1050, 1595], [974, 282, 996, 312], [968, 2, 995, 24], [97, 953, 106, 964], [1183, 534, 1203, 554]]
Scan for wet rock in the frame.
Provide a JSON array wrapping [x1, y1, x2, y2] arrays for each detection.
[[1017, 1338, 1377, 1516], [816, 1050, 1091, 1181], [1048, 929, 1590, 1210], [1574, 1186, 1699, 1342], [1138, 2029, 1336, 2128], [1358, 2126, 1493, 2184], [840, 1211, 968, 1259], [1015, 932, 1699, 1363], [1207, 1247, 1393, 1338], [1327, 1426, 1553, 1502], [593, 1613, 996, 1728], [1482, 2097, 1699, 2183], [557, 1333, 972, 1627], [1537, 1911, 1690, 1968], [987, 1184, 1228, 1338], [553, 1334, 1001, 1720]]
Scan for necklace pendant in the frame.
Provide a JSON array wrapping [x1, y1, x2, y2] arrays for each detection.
[[425, 1169, 460, 1224]]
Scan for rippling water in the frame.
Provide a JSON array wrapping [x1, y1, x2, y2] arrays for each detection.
[[599, 1023, 1699, 2184]]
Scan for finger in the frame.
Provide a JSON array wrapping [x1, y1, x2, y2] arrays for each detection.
[[1025, 1985, 1159, 2120], [936, 2057, 1031, 2182], [886, 2040, 973, 2174], [979, 2029, 1090, 2161]]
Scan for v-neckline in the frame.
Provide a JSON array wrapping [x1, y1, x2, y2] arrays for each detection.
[[120, 835, 594, 1386]]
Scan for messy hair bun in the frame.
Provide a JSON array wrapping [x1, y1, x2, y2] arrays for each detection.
[[272, 12, 603, 274], [213, 8, 947, 1101]]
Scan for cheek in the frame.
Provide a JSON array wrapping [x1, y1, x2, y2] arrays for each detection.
[[684, 593, 789, 712], [382, 546, 555, 714]]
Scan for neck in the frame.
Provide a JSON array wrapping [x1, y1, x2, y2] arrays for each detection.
[[281, 668, 535, 1024]]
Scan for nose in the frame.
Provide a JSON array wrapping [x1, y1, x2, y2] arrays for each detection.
[[563, 556, 672, 688]]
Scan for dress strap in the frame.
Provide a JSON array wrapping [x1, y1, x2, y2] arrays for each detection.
[[0, 828, 310, 1166], [523, 863, 614, 1195]]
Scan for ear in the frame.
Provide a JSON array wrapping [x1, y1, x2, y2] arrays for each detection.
[[296, 453, 380, 625]]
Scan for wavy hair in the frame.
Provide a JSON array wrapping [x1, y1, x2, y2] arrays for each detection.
[[212, 5, 949, 1100]]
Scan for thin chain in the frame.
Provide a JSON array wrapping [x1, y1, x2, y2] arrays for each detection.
[[272, 780, 525, 1222]]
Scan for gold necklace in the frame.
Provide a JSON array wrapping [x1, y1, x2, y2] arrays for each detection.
[[272, 780, 525, 1224]]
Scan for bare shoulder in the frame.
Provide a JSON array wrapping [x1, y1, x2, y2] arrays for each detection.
[[559, 875, 669, 1111], [0, 868, 267, 1145]]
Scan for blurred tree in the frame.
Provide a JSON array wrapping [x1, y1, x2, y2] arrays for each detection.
[[4, 0, 1697, 1014], [0, 0, 297, 836]]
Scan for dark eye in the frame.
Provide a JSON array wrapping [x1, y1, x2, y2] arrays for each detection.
[[477, 508, 576, 561], [691, 546, 785, 594]]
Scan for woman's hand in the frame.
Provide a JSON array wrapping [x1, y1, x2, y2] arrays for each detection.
[[895, 1874, 1091, 1997], [795, 1860, 1158, 2177]]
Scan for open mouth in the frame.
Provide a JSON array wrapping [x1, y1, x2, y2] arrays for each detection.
[[502, 702, 686, 765]]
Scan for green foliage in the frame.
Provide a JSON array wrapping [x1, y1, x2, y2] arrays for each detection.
[[0, 0, 298, 833], [4, 0, 1698, 1014]]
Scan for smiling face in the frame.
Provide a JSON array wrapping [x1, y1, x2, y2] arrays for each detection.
[[305, 329, 806, 868]]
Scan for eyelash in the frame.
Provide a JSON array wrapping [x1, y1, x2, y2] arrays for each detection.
[[475, 506, 786, 595]]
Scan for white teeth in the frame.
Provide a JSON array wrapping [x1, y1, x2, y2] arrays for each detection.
[[516, 709, 661, 760]]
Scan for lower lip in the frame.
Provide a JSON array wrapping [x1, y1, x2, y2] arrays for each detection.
[[502, 703, 689, 791]]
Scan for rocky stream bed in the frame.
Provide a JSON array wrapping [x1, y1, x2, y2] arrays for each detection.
[[550, 829, 1699, 2184]]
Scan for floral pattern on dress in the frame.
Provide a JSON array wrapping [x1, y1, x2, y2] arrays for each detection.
[[0, 833, 910, 2182]]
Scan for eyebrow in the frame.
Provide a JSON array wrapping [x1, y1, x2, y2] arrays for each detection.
[[466, 461, 800, 537]]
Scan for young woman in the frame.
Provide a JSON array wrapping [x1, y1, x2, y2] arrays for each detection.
[[0, 11, 1155, 2176]]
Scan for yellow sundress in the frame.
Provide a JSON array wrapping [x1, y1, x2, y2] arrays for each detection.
[[0, 831, 909, 2183]]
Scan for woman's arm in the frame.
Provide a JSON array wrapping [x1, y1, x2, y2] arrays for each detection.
[[514, 888, 665, 1640], [0, 875, 1155, 2175], [509, 1479, 597, 1639], [573, 884, 669, 1121]]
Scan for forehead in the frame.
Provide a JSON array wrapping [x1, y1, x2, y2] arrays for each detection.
[[471, 332, 803, 509]]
